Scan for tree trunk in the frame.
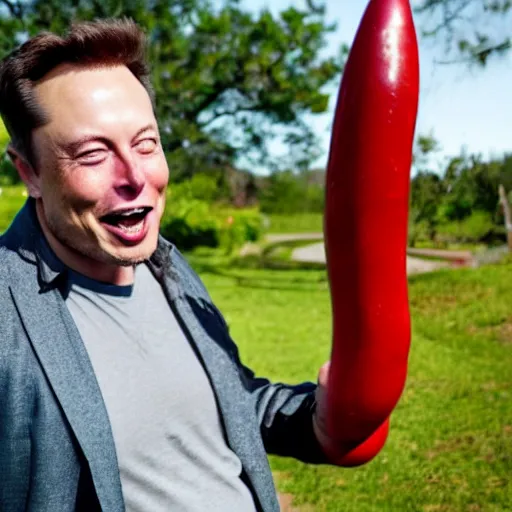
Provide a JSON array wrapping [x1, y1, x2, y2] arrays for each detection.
[[499, 184, 512, 252]]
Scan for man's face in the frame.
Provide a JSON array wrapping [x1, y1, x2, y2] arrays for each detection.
[[31, 64, 169, 270]]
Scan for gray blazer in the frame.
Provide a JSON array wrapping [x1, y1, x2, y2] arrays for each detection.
[[0, 200, 325, 512]]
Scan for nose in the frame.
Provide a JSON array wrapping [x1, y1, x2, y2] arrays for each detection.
[[114, 153, 145, 199]]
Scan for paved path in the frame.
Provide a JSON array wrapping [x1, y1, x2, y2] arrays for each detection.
[[265, 233, 324, 244], [291, 242, 449, 274], [265, 233, 466, 275]]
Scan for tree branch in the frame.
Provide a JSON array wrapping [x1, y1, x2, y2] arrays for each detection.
[[181, 89, 224, 123], [199, 106, 260, 128], [433, 39, 511, 65], [91, 0, 108, 18], [0, 0, 24, 19], [421, 0, 473, 37], [305, 0, 324, 15]]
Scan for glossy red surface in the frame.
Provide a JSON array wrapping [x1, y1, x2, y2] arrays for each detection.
[[323, 0, 419, 465]]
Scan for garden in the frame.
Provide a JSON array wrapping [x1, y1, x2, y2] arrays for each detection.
[[1, 182, 511, 510], [0, 1, 511, 505]]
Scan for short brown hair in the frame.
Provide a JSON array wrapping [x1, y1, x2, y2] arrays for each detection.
[[0, 18, 153, 163]]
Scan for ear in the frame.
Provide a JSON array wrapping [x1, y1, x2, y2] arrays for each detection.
[[7, 145, 42, 198]]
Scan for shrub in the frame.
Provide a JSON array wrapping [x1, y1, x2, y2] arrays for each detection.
[[218, 208, 263, 253], [168, 173, 228, 203], [0, 185, 27, 233], [408, 220, 432, 247], [160, 198, 220, 251], [259, 170, 325, 214], [0, 121, 20, 185], [436, 210, 494, 244], [0, 120, 8, 151], [0, 156, 19, 185], [160, 192, 263, 252]]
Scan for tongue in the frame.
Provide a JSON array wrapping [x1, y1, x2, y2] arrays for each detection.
[[116, 215, 144, 228]]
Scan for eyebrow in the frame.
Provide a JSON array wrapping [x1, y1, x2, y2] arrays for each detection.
[[62, 124, 157, 155], [131, 124, 157, 141]]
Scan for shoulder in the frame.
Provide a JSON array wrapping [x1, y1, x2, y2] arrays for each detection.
[[0, 241, 19, 322], [0, 234, 40, 323], [0, 235, 25, 288], [0, 240, 34, 384], [0, 238, 12, 287]]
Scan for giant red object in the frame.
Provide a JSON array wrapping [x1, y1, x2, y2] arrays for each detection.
[[323, 0, 419, 466]]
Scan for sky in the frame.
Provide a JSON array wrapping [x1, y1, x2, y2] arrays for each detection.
[[241, 0, 512, 174]]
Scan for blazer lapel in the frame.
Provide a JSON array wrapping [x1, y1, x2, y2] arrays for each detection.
[[149, 243, 279, 511], [165, 294, 279, 512], [10, 278, 124, 512]]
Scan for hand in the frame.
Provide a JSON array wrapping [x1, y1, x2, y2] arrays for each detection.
[[312, 361, 390, 467], [312, 361, 330, 452]]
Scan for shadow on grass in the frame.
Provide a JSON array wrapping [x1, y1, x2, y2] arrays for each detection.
[[260, 239, 324, 267], [186, 252, 328, 292]]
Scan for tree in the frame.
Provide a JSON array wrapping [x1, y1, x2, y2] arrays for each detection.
[[259, 169, 324, 214], [439, 152, 512, 221], [498, 184, 512, 250], [408, 140, 512, 245], [414, 0, 511, 66], [408, 133, 443, 242], [0, 0, 345, 180], [412, 131, 442, 172], [0, 117, 17, 184], [411, 171, 443, 226]]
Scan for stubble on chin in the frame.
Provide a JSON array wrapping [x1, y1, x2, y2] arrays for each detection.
[[45, 213, 151, 268], [38, 200, 161, 272], [74, 233, 157, 267]]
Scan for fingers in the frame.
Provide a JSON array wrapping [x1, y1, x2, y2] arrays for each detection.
[[317, 360, 330, 387]]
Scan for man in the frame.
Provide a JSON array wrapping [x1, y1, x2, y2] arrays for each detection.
[[0, 19, 341, 512]]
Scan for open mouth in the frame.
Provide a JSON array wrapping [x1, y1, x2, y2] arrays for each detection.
[[100, 207, 153, 239]]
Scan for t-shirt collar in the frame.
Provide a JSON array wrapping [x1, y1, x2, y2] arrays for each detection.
[[23, 198, 173, 292]]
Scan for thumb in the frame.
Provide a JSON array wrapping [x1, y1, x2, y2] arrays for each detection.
[[314, 361, 331, 427], [318, 360, 331, 387]]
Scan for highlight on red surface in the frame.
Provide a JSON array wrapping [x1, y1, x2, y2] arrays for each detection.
[[322, 0, 420, 464]]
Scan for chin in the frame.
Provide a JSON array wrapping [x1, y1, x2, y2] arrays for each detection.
[[110, 232, 159, 264]]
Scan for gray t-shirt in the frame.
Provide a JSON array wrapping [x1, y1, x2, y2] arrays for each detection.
[[65, 263, 256, 512]]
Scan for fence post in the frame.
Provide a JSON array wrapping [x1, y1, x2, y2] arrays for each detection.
[[499, 184, 512, 252]]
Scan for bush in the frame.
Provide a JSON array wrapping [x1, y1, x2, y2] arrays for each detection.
[[160, 198, 220, 251], [160, 192, 263, 252], [0, 155, 19, 185], [0, 121, 19, 185], [408, 219, 432, 247], [0, 119, 8, 151], [218, 208, 263, 253], [0, 185, 27, 233], [259, 170, 324, 214], [169, 173, 226, 203], [436, 210, 494, 244]]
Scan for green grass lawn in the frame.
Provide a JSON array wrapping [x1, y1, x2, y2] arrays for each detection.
[[266, 213, 323, 234], [2, 188, 510, 510], [412, 241, 489, 253], [190, 254, 512, 511]]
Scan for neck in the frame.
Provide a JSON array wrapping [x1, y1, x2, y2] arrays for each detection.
[[35, 200, 135, 286]]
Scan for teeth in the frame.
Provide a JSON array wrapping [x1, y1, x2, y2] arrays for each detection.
[[119, 208, 145, 217], [118, 219, 144, 233]]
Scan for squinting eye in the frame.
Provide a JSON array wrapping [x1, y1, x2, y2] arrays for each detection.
[[77, 149, 108, 165], [136, 138, 158, 154]]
